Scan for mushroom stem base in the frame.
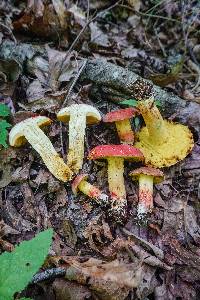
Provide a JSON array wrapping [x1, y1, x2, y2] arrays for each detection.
[[107, 157, 127, 222], [115, 119, 134, 144]]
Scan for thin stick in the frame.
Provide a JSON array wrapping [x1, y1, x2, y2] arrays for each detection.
[[86, 0, 90, 22], [59, 0, 122, 75], [118, 4, 181, 23], [31, 267, 66, 284], [61, 59, 88, 108]]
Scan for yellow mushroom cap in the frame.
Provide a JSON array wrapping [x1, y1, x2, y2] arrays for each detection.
[[57, 104, 101, 124], [135, 120, 194, 168], [9, 116, 52, 147]]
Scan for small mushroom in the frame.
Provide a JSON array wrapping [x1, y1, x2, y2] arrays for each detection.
[[129, 167, 164, 222], [103, 108, 139, 144], [9, 116, 72, 181], [72, 174, 109, 206], [57, 104, 101, 174], [88, 145, 144, 222], [135, 98, 194, 167]]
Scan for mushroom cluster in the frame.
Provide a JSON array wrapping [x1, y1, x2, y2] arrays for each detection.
[[9, 98, 194, 224]]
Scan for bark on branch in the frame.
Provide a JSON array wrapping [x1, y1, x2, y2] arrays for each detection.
[[0, 41, 199, 131], [80, 59, 200, 131]]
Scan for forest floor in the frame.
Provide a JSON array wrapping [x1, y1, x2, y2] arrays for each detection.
[[0, 0, 200, 299]]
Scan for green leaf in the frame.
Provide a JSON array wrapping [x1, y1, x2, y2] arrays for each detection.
[[155, 100, 162, 107], [134, 117, 140, 128], [120, 99, 138, 106], [20, 298, 32, 300], [0, 229, 53, 300], [0, 120, 11, 148], [0, 103, 10, 117]]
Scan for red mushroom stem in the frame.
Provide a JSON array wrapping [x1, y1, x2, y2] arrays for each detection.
[[72, 174, 109, 206], [138, 174, 154, 219]]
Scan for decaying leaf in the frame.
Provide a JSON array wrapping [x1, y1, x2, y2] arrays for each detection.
[[150, 57, 184, 87], [65, 257, 142, 300], [13, 0, 69, 38], [53, 278, 91, 300], [25, 46, 79, 108], [83, 215, 113, 252], [90, 22, 110, 48]]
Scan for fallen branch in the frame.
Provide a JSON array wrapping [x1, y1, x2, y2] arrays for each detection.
[[80, 59, 200, 131], [0, 41, 199, 131], [31, 267, 66, 284]]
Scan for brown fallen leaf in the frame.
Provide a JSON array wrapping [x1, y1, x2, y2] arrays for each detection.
[[24, 46, 80, 110], [65, 257, 142, 300], [83, 215, 113, 253], [13, 0, 69, 38], [53, 278, 91, 300]]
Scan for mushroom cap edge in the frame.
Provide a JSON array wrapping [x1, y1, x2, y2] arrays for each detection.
[[9, 116, 52, 147], [57, 104, 101, 125]]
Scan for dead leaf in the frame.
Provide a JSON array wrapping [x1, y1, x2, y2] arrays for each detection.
[[25, 46, 79, 108], [150, 57, 184, 87], [52, 0, 67, 28], [13, 0, 69, 38], [65, 257, 142, 300], [0, 238, 14, 252], [185, 205, 200, 244], [59, 219, 77, 249], [127, 0, 141, 12], [136, 265, 157, 299], [53, 278, 91, 300], [83, 215, 113, 253], [90, 22, 110, 48]]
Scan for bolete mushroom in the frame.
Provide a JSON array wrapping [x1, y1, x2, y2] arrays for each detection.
[[135, 98, 194, 167], [72, 174, 109, 206], [88, 145, 144, 221], [103, 108, 139, 144], [9, 116, 72, 181], [57, 104, 101, 174], [129, 167, 164, 222]]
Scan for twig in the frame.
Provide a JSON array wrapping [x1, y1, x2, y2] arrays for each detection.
[[31, 267, 66, 284], [118, 4, 181, 23], [86, 0, 90, 22], [123, 228, 164, 260], [62, 59, 88, 108], [188, 59, 200, 91], [60, 0, 122, 75]]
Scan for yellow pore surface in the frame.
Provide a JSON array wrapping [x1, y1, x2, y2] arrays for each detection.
[[135, 120, 194, 168]]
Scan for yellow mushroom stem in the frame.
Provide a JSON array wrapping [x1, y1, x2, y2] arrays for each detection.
[[138, 175, 154, 220], [115, 119, 135, 144], [67, 112, 87, 173], [78, 180, 108, 205], [107, 157, 127, 222], [23, 125, 72, 181], [137, 98, 168, 145], [107, 157, 126, 199], [135, 98, 194, 167]]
